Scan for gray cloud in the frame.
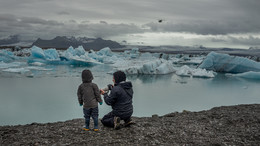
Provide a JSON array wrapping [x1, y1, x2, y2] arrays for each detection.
[[145, 19, 260, 35], [228, 36, 260, 46], [0, 0, 259, 47], [57, 11, 70, 15], [0, 13, 144, 41]]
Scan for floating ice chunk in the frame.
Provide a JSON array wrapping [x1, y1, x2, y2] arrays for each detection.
[[0, 61, 23, 69], [31, 46, 45, 59], [140, 52, 154, 60], [156, 61, 176, 74], [64, 46, 76, 58], [0, 50, 15, 63], [103, 55, 118, 64], [199, 52, 260, 73], [227, 71, 260, 80], [70, 56, 102, 66], [30, 62, 45, 66], [44, 49, 59, 60], [97, 47, 113, 56], [114, 59, 176, 74], [130, 48, 140, 58], [176, 65, 215, 78], [75, 46, 86, 56], [26, 66, 52, 71], [185, 58, 203, 65], [3, 68, 30, 74]]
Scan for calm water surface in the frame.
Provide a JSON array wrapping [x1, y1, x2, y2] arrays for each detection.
[[0, 65, 259, 126]]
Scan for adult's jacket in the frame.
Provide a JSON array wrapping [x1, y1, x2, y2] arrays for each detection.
[[103, 81, 133, 117]]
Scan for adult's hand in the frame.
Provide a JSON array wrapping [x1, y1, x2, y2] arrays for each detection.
[[100, 89, 105, 95]]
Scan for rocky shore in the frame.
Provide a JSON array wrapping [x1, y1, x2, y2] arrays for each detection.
[[1, 104, 260, 145]]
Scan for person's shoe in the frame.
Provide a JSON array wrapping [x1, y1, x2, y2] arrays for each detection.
[[114, 116, 121, 130], [83, 128, 90, 131], [124, 120, 135, 127], [83, 126, 90, 131], [93, 129, 99, 131]]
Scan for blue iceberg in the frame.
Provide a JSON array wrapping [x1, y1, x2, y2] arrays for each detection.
[[0, 50, 15, 63], [28, 46, 65, 65], [113, 59, 176, 75], [31, 46, 45, 59], [74, 46, 86, 56], [44, 49, 59, 60], [96, 47, 113, 57], [199, 52, 260, 73], [228, 71, 260, 80]]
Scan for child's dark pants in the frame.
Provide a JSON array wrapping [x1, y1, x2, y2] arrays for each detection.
[[83, 107, 99, 129]]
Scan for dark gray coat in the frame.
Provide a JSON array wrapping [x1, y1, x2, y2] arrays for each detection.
[[103, 81, 133, 117], [77, 70, 102, 108]]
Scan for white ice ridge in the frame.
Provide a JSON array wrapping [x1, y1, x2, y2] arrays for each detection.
[[0, 62, 25, 69], [2, 68, 30, 73], [199, 52, 260, 73], [176, 65, 215, 78], [226, 71, 260, 80], [112, 59, 177, 75]]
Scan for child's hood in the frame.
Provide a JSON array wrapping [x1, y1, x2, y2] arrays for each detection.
[[82, 69, 93, 83]]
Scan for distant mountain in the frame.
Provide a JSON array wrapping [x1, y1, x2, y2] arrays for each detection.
[[32, 36, 124, 50], [0, 35, 20, 45]]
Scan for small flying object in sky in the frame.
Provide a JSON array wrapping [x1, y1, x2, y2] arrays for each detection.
[[158, 19, 163, 23]]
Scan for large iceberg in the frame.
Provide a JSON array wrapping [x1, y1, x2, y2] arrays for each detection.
[[199, 52, 260, 73]]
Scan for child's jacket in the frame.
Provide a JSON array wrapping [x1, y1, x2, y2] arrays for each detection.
[[77, 70, 102, 108]]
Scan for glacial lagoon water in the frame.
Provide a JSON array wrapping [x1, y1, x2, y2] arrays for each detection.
[[0, 64, 260, 126]]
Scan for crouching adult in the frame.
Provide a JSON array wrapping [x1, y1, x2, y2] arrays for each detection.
[[100, 71, 134, 130]]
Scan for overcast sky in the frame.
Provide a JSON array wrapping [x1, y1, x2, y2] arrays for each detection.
[[0, 0, 260, 48]]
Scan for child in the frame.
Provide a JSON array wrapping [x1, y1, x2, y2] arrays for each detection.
[[77, 69, 103, 131]]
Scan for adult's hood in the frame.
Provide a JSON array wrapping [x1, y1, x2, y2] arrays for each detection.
[[118, 81, 133, 97], [118, 81, 133, 89], [82, 69, 93, 83]]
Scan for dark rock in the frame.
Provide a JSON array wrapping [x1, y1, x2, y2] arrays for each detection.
[[1, 104, 260, 145]]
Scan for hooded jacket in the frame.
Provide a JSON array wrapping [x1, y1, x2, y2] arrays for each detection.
[[77, 70, 102, 108], [103, 81, 133, 117]]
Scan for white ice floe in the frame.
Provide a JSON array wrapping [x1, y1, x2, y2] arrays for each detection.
[[70, 56, 102, 66], [0, 50, 15, 63], [96, 47, 113, 57], [26, 66, 52, 71], [3, 68, 30, 73], [0, 61, 24, 69], [199, 52, 260, 73], [112, 59, 176, 74], [176, 65, 215, 78], [30, 62, 45, 66], [226, 71, 260, 80]]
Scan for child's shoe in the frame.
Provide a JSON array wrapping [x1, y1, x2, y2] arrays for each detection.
[[93, 129, 99, 131], [83, 126, 90, 131], [114, 116, 121, 130]]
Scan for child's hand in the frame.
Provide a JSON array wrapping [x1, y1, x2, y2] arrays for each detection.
[[79, 104, 83, 106], [99, 102, 103, 105], [100, 89, 105, 95]]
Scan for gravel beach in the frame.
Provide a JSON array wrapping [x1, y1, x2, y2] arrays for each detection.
[[1, 104, 260, 145]]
